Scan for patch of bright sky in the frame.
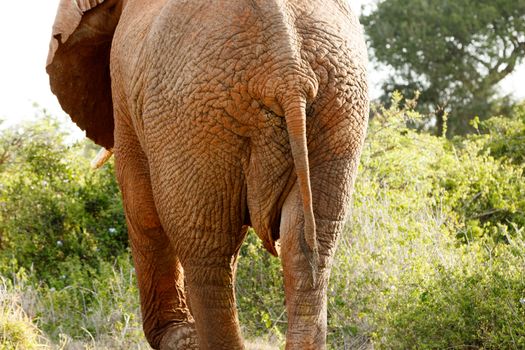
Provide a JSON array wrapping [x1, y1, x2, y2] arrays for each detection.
[[0, 0, 523, 136]]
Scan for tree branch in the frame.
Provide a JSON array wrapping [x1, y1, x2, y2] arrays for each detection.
[[484, 41, 525, 87]]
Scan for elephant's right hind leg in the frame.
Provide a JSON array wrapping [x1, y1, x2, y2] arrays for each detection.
[[114, 120, 198, 350]]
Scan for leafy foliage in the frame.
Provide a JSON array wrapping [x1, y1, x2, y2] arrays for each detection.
[[361, 0, 525, 135], [476, 103, 525, 164], [0, 116, 127, 288], [327, 95, 525, 349], [236, 231, 286, 344]]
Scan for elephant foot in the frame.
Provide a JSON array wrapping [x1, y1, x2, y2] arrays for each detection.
[[159, 322, 199, 350]]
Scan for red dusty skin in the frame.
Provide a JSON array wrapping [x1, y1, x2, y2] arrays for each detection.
[[281, 95, 319, 285], [45, 0, 369, 349]]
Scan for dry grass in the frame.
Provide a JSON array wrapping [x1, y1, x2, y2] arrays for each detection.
[[246, 339, 280, 350], [0, 275, 280, 350], [0, 277, 49, 349]]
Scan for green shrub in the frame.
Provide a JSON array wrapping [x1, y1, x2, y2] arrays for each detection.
[[36, 254, 145, 345], [445, 104, 525, 242], [236, 230, 286, 344], [368, 231, 525, 349], [0, 258, 148, 349], [0, 116, 127, 288], [475, 103, 525, 165], [326, 94, 525, 348]]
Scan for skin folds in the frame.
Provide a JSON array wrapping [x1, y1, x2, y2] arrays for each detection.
[[47, 0, 369, 348]]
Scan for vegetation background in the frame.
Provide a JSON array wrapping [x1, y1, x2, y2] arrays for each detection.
[[1, 1, 524, 349]]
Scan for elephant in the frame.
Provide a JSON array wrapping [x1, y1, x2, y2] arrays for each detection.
[[46, 0, 368, 349]]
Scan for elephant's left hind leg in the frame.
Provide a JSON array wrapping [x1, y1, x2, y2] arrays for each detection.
[[114, 119, 198, 349]]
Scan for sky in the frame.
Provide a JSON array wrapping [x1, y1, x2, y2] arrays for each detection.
[[0, 0, 523, 134]]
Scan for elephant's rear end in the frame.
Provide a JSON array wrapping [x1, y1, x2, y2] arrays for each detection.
[[136, 1, 369, 349], [86, 0, 368, 349]]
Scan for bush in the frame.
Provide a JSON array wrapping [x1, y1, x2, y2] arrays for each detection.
[[36, 255, 145, 346], [380, 236, 525, 349], [475, 103, 525, 165], [0, 116, 127, 288], [236, 231, 285, 344], [0, 258, 148, 349], [326, 94, 525, 348], [446, 104, 525, 242]]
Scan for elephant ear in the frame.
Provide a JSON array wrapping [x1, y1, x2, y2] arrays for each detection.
[[46, 0, 122, 149]]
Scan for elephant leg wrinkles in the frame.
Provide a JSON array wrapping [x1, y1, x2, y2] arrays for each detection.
[[279, 162, 352, 350], [114, 117, 197, 349], [148, 175, 248, 349], [183, 252, 246, 350]]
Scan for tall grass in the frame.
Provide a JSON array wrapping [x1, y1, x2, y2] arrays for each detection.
[[0, 258, 149, 350], [0, 276, 47, 349], [0, 259, 281, 350]]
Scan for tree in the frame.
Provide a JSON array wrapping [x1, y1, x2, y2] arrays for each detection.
[[361, 0, 525, 135]]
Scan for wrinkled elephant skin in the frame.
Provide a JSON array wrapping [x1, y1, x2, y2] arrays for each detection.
[[46, 0, 368, 349]]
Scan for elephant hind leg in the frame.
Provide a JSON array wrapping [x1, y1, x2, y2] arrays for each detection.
[[279, 183, 346, 350], [114, 120, 197, 349], [173, 226, 248, 350], [183, 253, 246, 350]]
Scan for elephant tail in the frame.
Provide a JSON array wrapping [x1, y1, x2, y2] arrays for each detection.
[[283, 96, 319, 286]]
